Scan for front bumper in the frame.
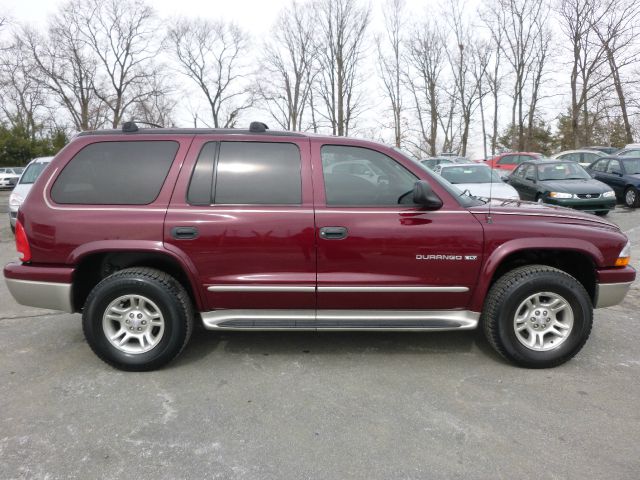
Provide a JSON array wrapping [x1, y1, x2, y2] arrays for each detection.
[[4, 262, 74, 312], [595, 266, 636, 308], [544, 196, 617, 212]]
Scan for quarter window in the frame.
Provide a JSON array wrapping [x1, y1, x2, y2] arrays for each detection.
[[51, 141, 178, 205]]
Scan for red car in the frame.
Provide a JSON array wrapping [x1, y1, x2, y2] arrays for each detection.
[[3, 123, 635, 370], [485, 152, 543, 174]]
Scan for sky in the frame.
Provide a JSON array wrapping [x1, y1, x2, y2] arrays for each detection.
[[1, 0, 568, 158]]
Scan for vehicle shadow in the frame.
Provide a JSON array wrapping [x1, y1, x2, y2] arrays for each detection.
[[173, 326, 507, 368]]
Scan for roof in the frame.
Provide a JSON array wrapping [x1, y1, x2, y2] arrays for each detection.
[[77, 127, 307, 138]]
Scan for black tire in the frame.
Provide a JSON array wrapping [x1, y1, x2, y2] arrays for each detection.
[[482, 265, 593, 368], [624, 186, 639, 208], [82, 267, 193, 371], [595, 210, 609, 216]]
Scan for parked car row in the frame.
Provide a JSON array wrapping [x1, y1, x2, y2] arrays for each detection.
[[0, 167, 25, 189]]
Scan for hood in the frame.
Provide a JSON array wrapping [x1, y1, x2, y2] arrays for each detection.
[[456, 182, 519, 199], [469, 199, 618, 229], [539, 178, 611, 194]]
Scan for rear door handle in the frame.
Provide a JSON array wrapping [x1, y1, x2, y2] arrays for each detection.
[[171, 226, 199, 240], [319, 226, 348, 240]]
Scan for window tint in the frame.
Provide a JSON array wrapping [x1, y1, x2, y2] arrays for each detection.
[[321, 145, 418, 206], [524, 165, 536, 181], [620, 149, 640, 158], [214, 142, 301, 205], [497, 155, 516, 165], [51, 141, 178, 205], [591, 159, 608, 172], [187, 143, 217, 205], [19, 162, 50, 185], [606, 160, 622, 174]]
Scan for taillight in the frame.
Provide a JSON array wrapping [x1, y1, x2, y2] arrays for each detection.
[[15, 220, 31, 263]]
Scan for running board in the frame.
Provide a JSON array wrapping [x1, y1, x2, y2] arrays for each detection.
[[200, 309, 479, 331]]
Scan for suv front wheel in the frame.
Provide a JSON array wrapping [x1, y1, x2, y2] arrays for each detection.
[[82, 267, 193, 371], [482, 265, 593, 368]]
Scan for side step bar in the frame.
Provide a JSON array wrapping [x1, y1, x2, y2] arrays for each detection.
[[200, 309, 479, 331]]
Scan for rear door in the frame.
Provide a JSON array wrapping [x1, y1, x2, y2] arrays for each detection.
[[312, 140, 483, 311], [164, 136, 316, 311]]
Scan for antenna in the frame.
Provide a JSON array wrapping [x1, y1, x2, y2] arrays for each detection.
[[487, 154, 494, 224]]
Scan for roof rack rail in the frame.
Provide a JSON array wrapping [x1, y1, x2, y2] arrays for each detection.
[[249, 122, 269, 133]]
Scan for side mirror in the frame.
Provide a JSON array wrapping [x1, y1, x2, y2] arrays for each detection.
[[413, 181, 443, 210]]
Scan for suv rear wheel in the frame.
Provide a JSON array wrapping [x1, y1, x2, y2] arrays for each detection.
[[482, 265, 593, 368], [82, 267, 193, 371]]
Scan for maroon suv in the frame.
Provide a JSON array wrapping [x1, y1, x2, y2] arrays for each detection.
[[3, 123, 635, 371]]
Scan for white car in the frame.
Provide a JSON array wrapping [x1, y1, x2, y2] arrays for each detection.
[[0, 167, 24, 189], [9, 157, 53, 232], [433, 163, 520, 200], [552, 149, 605, 168]]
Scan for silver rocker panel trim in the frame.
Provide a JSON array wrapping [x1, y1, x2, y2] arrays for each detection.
[[207, 285, 315, 292], [207, 285, 468, 293], [200, 309, 480, 331]]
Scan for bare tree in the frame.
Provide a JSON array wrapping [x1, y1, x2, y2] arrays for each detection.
[[376, 0, 405, 147], [556, 0, 610, 147], [21, 1, 106, 131], [404, 20, 445, 156], [72, 0, 160, 128], [167, 18, 251, 128], [480, 4, 506, 156], [258, 1, 317, 131], [445, 0, 485, 156], [0, 34, 48, 138], [130, 71, 176, 127], [591, 0, 640, 144], [496, 0, 550, 150], [314, 0, 371, 136]]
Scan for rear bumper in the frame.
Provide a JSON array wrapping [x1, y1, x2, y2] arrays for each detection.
[[5, 278, 73, 312], [4, 262, 74, 313], [595, 266, 636, 308]]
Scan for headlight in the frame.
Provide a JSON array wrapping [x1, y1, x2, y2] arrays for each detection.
[[603, 190, 616, 198], [9, 193, 24, 207], [548, 192, 574, 199], [615, 241, 631, 267]]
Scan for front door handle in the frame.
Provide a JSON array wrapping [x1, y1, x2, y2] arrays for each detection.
[[319, 226, 348, 240], [171, 226, 199, 240]]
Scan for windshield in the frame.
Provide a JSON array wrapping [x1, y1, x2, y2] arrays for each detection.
[[19, 162, 49, 184], [622, 158, 640, 174], [537, 162, 590, 181], [439, 165, 502, 184]]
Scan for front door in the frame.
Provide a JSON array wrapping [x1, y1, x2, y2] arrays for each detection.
[[312, 141, 484, 311]]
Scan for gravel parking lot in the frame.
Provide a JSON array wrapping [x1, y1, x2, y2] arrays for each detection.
[[1, 189, 639, 480]]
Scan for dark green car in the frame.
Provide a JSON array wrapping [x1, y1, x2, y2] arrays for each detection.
[[507, 160, 617, 215]]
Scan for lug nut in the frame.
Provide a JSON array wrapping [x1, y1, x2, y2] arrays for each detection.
[[137, 327, 142, 331], [142, 320, 147, 325], [535, 311, 540, 315], [137, 314, 143, 319], [543, 311, 547, 315], [125, 319, 130, 324], [534, 324, 539, 328]]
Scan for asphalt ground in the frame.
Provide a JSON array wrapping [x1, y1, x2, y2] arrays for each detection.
[[1, 189, 639, 480]]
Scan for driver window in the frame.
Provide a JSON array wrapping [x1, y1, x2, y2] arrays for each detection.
[[524, 165, 536, 181], [321, 145, 418, 206], [607, 160, 622, 174]]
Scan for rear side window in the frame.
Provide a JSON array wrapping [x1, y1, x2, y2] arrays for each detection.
[[51, 141, 178, 204], [213, 142, 301, 205]]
